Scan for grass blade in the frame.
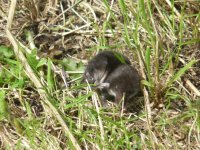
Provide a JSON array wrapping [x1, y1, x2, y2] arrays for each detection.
[[167, 59, 197, 87]]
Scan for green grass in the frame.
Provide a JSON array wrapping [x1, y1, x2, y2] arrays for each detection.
[[0, 0, 200, 149]]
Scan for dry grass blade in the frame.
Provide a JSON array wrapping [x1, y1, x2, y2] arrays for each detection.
[[137, 48, 155, 149], [49, 0, 83, 25], [186, 79, 200, 96], [5, 0, 81, 149], [87, 81, 105, 146], [165, 0, 181, 18], [0, 128, 14, 149]]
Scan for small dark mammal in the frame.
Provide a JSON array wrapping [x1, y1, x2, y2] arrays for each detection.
[[97, 64, 142, 110], [84, 50, 142, 111], [83, 50, 131, 85]]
